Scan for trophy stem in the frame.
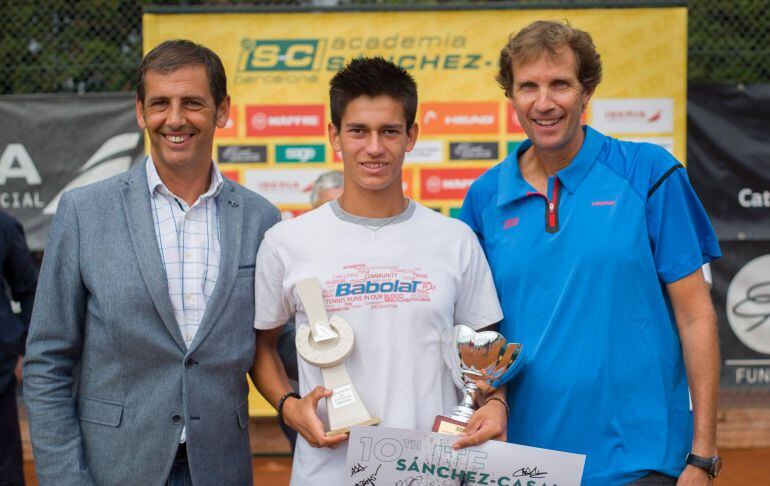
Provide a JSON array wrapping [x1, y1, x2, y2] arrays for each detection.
[[449, 380, 479, 423]]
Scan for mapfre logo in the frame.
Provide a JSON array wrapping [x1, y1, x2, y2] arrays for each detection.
[[421, 102, 499, 135], [237, 39, 322, 72], [246, 105, 325, 136], [591, 98, 674, 134], [420, 168, 486, 200]]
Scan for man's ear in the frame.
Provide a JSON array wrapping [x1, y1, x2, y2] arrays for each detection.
[[581, 87, 594, 113], [328, 121, 341, 152], [405, 122, 419, 152], [135, 96, 147, 130], [215, 95, 231, 128]]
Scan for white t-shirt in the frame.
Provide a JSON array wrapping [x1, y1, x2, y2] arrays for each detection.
[[255, 200, 503, 486]]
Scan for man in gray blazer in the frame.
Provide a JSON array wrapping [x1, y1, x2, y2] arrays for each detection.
[[23, 40, 279, 485]]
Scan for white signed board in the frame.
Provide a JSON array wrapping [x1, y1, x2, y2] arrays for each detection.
[[346, 426, 585, 486]]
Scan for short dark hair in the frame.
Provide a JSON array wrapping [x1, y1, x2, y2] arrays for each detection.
[[497, 20, 602, 98], [329, 57, 418, 130], [136, 39, 228, 107]]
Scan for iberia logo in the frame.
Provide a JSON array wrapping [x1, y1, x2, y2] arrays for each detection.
[[420, 168, 486, 200], [420, 102, 499, 135], [246, 105, 325, 136]]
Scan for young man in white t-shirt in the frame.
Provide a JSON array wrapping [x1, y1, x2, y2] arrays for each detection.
[[252, 57, 507, 485]]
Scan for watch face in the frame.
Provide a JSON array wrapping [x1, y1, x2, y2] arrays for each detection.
[[712, 457, 722, 477]]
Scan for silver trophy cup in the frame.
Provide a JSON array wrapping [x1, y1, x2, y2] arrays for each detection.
[[433, 325, 523, 435]]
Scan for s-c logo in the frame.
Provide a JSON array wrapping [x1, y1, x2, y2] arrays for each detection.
[[238, 39, 322, 71]]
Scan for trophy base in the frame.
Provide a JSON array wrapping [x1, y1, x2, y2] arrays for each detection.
[[432, 415, 467, 436], [326, 416, 381, 437]]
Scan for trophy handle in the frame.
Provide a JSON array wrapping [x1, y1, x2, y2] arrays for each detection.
[[490, 346, 526, 389], [295, 278, 338, 341]]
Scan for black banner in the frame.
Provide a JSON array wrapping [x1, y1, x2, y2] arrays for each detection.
[[689, 84, 770, 389], [0, 93, 143, 250], [688, 84, 770, 241]]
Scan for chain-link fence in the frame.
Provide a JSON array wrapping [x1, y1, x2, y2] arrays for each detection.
[[0, 0, 767, 95]]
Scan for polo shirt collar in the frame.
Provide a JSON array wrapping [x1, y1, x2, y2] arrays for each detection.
[[496, 125, 604, 207]]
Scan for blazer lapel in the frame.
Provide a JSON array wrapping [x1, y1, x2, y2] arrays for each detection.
[[121, 162, 186, 351], [188, 183, 243, 354]]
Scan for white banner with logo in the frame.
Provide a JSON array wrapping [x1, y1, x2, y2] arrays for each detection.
[[0, 93, 144, 250], [346, 425, 585, 486]]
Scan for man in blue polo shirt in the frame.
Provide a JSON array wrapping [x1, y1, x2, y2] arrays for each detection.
[[461, 21, 721, 485]]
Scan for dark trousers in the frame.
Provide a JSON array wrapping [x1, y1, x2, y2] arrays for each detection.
[[626, 472, 678, 485], [166, 444, 192, 486], [0, 380, 25, 486]]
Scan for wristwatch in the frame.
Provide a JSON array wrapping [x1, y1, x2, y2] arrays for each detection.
[[685, 453, 722, 479]]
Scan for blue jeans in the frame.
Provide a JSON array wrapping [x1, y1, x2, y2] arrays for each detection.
[[166, 454, 192, 486]]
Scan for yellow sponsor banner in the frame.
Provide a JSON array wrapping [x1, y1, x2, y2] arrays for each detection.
[[144, 7, 686, 416]]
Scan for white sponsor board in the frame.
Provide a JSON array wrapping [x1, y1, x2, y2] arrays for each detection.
[[406, 141, 444, 164], [620, 136, 675, 154], [244, 168, 327, 205], [346, 425, 585, 486], [591, 98, 674, 134], [726, 254, 770, 355]]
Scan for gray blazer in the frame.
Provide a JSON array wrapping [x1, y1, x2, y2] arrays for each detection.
[[24, 161, 280, 485]]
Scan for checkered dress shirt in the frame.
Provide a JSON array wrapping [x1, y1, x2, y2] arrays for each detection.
[[146, 157, 223, 348]]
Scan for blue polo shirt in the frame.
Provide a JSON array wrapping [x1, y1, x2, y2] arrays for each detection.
[[460, 126, 720, 485]]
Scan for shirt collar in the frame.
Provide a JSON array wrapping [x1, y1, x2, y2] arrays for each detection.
[[146, 156, 224, 202], [496, 125, 604, 207]]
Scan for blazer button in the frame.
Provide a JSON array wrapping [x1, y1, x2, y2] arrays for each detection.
[[171, 414, 183, 425], [185, 358, 194, 368]]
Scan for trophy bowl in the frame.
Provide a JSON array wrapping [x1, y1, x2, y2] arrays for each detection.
[[433, 325, 524, 435]]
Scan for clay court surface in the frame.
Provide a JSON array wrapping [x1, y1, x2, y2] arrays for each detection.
[[18, 395, 770, 485]]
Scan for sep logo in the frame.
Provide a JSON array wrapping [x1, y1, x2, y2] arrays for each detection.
[[238, 39, 322, 72]]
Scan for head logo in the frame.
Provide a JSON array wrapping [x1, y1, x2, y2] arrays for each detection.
[[726, 254, 770, 355], [420, 102, 499, 135], [503, 217, 519, 229], [238, 39, 322, 72]]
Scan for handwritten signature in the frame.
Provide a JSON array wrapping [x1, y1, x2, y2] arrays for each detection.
[[732, 281, 770, 332], [351, 462, 367, 476], [512, 465, 548, 478], [353, 464, 381, 486]]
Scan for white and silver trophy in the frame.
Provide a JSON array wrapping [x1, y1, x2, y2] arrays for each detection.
[[433, 324, 524, 435], [294, 277, 380, 436]]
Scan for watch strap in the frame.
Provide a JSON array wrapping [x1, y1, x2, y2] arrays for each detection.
[[685, 453, 719, 478]]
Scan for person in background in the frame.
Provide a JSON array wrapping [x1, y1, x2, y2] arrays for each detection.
[[276, 169, 344, 451], [309, 170, 344, 209], [461, 20, 722, 485], [0, 211, 37, 486]]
